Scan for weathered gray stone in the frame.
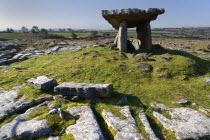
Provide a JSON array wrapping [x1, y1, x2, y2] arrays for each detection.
[[54, 82, 113, 99], [48, 136, 61, 140], [45, 46, 62, 54], [116, 97, 127, 105], [137, 63, 152, 69], [102, 8, 164, 29], [137, 22, 153, 52], [29, 76, 57, 90], [0, 85, 52, 118], [139, 111, 159, 140], [117, 21, 127, 52], [131, 39, 141, 50], [199, 106, 210, 115], [66, 106, 104, 140], [0, 101, 51, 139], [151, 102, 210, 140], [102, 106, 145, 140], [157, 73, 168, 78], [172, 99, 192, 105], [204, 77, 210, 84]]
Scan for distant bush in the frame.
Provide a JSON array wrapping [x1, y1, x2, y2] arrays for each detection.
[[71, 32, 77, 39], [41, 34, 65, 39], [90, 31, 98, 38], [102, 32, 110, 37]]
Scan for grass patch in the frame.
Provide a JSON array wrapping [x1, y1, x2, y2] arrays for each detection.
[[16, 85, 55, 102]]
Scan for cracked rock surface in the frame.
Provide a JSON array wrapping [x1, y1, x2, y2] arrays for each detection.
[[0, 101, 51, 139], [0, 85, 52, 118], [151, 102, 210, 140], [66, 106, 104, 140], [102, 106, 145, 140]]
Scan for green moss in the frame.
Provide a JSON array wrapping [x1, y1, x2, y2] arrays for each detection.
[[16, 85, 55, 102], [27, 106, 49, 120], [61, 133, 75, 140], [0, 114, 17, 128]]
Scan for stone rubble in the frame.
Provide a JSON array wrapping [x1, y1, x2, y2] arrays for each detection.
[[151, 102, 210, 140], [54, 82, 113, 99], [66, 106, 104, 140], [102, 106, 145, 140], [0, 101, 51, 139]]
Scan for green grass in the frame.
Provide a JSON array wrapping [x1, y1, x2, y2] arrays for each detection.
[[0, 45, 210, 139]]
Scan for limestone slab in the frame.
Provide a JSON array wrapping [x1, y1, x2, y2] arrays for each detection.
[[151, 102, 210, 140], [0, 101, 51, 139], [54, 82, 113, 99], [65, 106, 104, 140], [102, 106, 145, 140]]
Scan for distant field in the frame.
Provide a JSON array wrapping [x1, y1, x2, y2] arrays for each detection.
[[0, 33, 40, 40], [0, 27, 210, 40]]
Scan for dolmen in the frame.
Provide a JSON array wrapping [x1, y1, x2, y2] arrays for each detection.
[[102, 8, 165, 52]]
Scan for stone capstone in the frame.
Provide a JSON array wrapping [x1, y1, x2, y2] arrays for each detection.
[[65, 106, 104, 140], [102, 106, 145, 140], [54, 82, 113, 99], [151, 102, 210, 140], [102, 8, 165, 29], [28, 76, 58, 91], [0, 101, 51, 139]]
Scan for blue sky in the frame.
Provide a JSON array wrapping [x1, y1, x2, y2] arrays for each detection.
[[0, 0, 210, 30]]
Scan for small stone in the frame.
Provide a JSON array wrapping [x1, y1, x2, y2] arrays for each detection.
[[172, 99, 192, 105], [82, 52, 89, 55], [29, 76, 58, 91], [204, 77, 210, 84], [128, 69, 133, 72], [116, 97, 127, 105], [71, 96, 79, 101], [57, 108, 62, 119], [48, 103, 57, 110], [137, 63, 152, 69], [199, 106, 210, 115], [48, 136, 61, 140], [161, 57, 172, 62], [49, 108, 58, 114], [157, 73, 168, 78]]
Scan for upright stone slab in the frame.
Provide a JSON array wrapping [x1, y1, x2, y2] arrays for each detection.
[[117, 21, 127, 52], [137, 22, 153, 52]]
